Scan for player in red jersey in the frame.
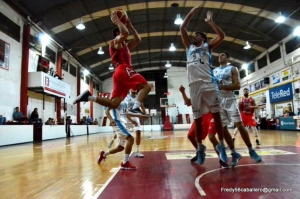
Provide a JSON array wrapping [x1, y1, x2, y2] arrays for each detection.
[[73, 12, 150, 119], [234, 88, 260, 145]]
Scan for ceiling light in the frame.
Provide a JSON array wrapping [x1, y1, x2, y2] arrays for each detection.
[[39, 33, 50, 45], [165, 61, 172, 68], [108, 64, 114, 70], [169, 43, 176, 51], [243, 41, 251, 49], [76, 19, 85, 30], [174, 14, 183, 25], [275, 12, 286, 23], [294, 26, 300, 36], [97, 47, 104, 54], [242, 63, 248, 69], [164, 72, 168, 78]]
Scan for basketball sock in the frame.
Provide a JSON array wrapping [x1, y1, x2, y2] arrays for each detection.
[[219, 140, 225, 147], [88, 96, 97, 102], [136, 145, 140, 152], [233, 127, 238, 136], [248, 146, 253, 152], [104, 151, 110, 157], [123, 154, 130, 164], [132, 101, 141, 109], [197, 143, 202, 150], [230, 147, 236, 153]]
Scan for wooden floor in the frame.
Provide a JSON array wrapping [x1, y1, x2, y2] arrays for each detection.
[[1, 128, 300, 198]]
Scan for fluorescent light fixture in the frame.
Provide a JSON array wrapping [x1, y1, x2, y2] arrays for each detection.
[[164, 72, 168, 78], [243, 41, 251, 49], [39, 33, 50, 45], [165, 61, 172, 68], [76, 19, 85, 30], [174, 14, 183, 25], [293, 26, 300, 36], [242, 63, 248, 69], [108, 64, 114, 70], [275, 12, 286, 23], [97, 47, 104, 54], [169, 43, 176, 51], [83, 69, 89, 75]]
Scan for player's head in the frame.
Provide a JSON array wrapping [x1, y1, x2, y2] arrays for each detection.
[[113, 27, 120, 38], [219, 51, 230, 65], [193, 32, 207, 45], [243, 88, 249, 97]]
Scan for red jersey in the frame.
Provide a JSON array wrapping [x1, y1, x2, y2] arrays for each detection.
[[239, 97, 255, 115], [109, 40, 132, 67]]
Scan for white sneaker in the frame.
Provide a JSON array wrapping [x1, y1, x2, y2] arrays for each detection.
[[134, 152, 144, 158]]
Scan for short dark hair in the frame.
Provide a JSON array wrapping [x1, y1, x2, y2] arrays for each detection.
[[195, 32, 207, 42], [113, 27, 120, 38], [221, 51, 230, 58], [243, 88, 249, 91]]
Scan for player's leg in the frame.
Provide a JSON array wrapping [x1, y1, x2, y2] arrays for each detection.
[[121, 135, 137, 169], [132, 117, 144, 157], [187, 121, 198, 163]]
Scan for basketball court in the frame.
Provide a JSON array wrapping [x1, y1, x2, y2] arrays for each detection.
[[1, 130, 300, 198]]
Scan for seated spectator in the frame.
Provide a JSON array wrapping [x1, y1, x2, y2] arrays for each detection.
[[87, 116, 93, 125], [45, 118, 55, 125], [80, 116, 87, 125], [0, 115, 6, 125], [284, 110, 289, 117], [13, 107, 30, 124], [93, 118, 99, 125], [30, 108, 43, 127]]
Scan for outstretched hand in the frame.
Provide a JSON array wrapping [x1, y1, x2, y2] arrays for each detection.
[[111, 12, 120, 24], [179, 85, 185, 93], [205, 10, 213, 22]]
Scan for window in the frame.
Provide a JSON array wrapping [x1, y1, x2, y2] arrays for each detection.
[[269, 47, 281, 63], [239, 69, 246, 79], [247, 63, 255, 75], [257, 56, 267, 69], [69, 64, 76, 77], [62, 59, 68, 72], [285, 37, 300, 55], [95, 83, 100, 91], [85, 76, 90, 85]]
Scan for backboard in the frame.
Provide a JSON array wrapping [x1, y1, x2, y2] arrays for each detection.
[[160, 98, 176, 107]]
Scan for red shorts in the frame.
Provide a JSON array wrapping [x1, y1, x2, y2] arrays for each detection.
[[241, 112, 257, 127], [187, 113, 216, 139], [111, 64, 148, 99]]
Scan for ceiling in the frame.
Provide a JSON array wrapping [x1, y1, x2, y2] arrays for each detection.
[[6, 0, 300, 81]]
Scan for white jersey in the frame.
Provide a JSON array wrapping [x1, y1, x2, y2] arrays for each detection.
[[186, 43, 215, 84], [213, 64, 235, 98], [110, 101, 127, 125], [124, 94, 136, 110]]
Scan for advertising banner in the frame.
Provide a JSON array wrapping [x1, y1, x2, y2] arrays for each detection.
[[269, 83, 293, 103]]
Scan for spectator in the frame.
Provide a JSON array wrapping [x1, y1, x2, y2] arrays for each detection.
[[13, 107, 30, 124], [297, 108, 300, 115], [45, 118, 55, 125], [87, 116, 93, 124], [259, 107, 268, 129], [0, 115, 6, 125], [93, 118, 99, 125], [30, 108, 43, 127], [284, 110, 289, 117]]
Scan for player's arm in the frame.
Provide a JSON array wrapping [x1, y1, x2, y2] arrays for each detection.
[[250, 99, 258, 109], [219, 67, 240, 91], [126, 114, 138, 126], [105, 108, 115, 125], [179, 85, 192, 106], [206, 10, 225, 49], [180, 6, 201, 48], [111, 12, 129, 47], [140, 103, 146, 114], [126, 17, 142, 50]]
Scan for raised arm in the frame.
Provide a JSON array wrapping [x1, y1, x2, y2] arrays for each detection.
[[125, 17, 142, 50], [179, 85, 192, 106], [206, 10, 225, 49], [180, 6, 202, 48], [111, 12, 129, 47]]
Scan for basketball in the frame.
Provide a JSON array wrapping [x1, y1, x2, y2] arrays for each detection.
[[113, 9, 128, 24]]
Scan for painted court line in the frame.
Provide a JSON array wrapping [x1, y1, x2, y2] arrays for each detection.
[[195, 163, 300, 196], [91, 167, 120, 199]]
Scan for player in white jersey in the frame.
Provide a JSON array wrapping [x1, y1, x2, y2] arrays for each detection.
[[124, 89, 145, 158], [97, 101, 137, 169], [180, 6, 227, 165], [213, 52, 261, 163]]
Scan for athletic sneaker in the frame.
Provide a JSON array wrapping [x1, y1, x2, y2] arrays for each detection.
[[256, 139, 261, 145], [249, 150, 262, 162], [73, 90, 91, 104], [219, 159, 229, 168], [190, 153, 198, 163], [216, 144, 228, 163], [231, 152, 242, 167], [120, 161, 137, 170], [134, 152, 144, 158], [107, 139, 114, 148], [127, 108, 149, 119], [197, 145, 206, 165], [97, 150, 106, 164]]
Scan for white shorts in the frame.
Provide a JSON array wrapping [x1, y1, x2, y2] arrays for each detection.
[[220, 97, 242, 126], [131, 117, 141, 131], [190, 80, 222, 119], [114, 120, 132, 147]]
